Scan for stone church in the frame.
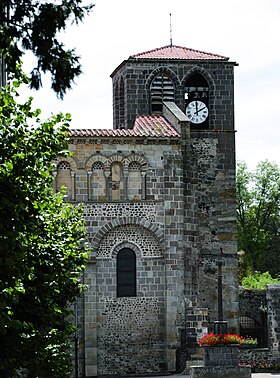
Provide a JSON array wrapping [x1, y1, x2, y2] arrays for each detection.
[[52, 44, 239, 377]]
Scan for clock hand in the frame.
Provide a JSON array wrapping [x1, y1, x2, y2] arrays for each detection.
[[195, 104, 205, 115], [197, 106, 206, 113]]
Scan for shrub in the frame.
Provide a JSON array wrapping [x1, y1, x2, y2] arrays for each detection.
[[241, 271, 280, 289]]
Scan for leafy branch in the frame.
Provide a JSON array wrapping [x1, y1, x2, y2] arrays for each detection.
[[0, 0, 94, 98]]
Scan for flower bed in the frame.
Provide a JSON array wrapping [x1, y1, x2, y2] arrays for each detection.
[[199, 333, 258, 347], [240, 336, 258, 347], [199, 333, 242, 346], [240, 361, 280, 373]]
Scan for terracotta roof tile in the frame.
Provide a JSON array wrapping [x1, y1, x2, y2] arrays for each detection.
[[69, 128, 137, 137], [134, 114, 180, 137], [69, 115, 180, 139], [130, 45, 229, 61]]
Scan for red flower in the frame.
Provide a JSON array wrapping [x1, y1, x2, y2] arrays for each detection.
[[199, 333, 242, 346]]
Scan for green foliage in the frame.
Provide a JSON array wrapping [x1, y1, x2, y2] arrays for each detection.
[[237, 160, 280, 278], [240, 336, 258, 345], [0, 80, 90, 377], [0, 0, 94, 98], [241, 271, 280, 290]]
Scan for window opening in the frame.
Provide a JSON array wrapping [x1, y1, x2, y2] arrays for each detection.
[[150, 74, 174, 113], [92, 161, 104, 170], [57, 161, 70, 170], [117, 248, 136, 297], [129, 162, 141, 171], [185, 73, 209, 128]]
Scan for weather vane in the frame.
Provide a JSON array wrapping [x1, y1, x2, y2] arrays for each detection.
[[170, 13, 173, 46]]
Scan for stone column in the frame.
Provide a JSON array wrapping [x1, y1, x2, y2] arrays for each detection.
[[141, 171, 147, 200], [71, 172, 75, 201], [123, 167, 128, 200], [104, 170, 110, 201], [87, 171, 92, 201]]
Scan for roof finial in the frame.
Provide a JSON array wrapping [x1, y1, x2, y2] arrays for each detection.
[[169, 13, 173, 47]]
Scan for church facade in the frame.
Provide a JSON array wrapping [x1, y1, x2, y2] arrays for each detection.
[[53, 45, 239, 377]]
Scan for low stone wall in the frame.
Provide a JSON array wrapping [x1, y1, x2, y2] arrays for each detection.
[[239, 347, 278, 368], [189, 345, 251, 378], [190, 366, 251, 378], [187, 346, 279, 373], [203, 345, 239, 367]]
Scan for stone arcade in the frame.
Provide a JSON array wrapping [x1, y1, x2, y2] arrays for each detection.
[[52, 45, 239, 377]]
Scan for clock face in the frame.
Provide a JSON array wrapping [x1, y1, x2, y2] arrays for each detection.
[[186, 100, 208, 124]]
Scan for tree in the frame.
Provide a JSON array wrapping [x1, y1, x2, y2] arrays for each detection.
[[0, 0, 94, 98], [0, 79, 89, 377], [236, 160, 280, 278]]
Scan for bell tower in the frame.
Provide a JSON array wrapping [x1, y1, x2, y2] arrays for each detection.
[[111, 44, 239, 331], [111, 45, 237, 131]]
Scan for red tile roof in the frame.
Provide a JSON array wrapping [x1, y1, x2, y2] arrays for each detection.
[[130, 45, 229, 61], [134, 114, 180, 137], [69, 114, 180, 139]]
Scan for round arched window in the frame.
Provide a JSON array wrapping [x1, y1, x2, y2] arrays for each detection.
[[117, 248, 136, 297]]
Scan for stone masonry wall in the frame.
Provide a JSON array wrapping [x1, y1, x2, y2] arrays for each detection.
[[62, 128, 239, 375], [98, 297, 165, 375], [239, 287, 267, 346], [267, 284, 280, 363], [60, 138, 187, 376], [64, 128, 239, 375], [111, 60, 235, 132], [95, 240, 166, 375], [162, 149, 186, 372], [183, 130, 239, 333], [238, 286, 280, 369]]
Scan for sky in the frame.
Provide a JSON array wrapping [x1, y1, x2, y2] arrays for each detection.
[[21, 0, 280, 170]]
